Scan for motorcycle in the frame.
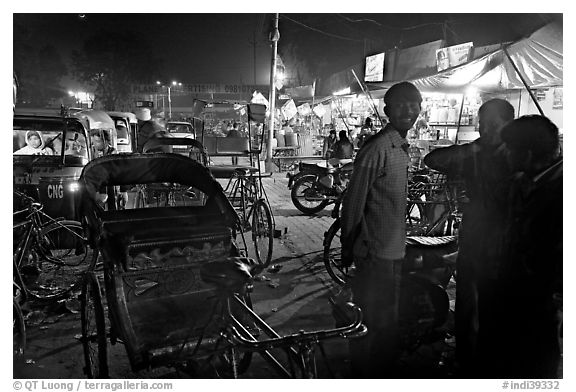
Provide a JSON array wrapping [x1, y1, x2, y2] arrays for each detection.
[[287, 160, 353, 215]]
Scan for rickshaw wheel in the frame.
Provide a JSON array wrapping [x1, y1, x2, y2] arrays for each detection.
[[81, 272, 109, 378], [251, 199, 273, 268], [213, 294, 255, 378]]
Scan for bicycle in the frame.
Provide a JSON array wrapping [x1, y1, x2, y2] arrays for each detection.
[[406, 170, 464, 237], [13, 190, 97, 301], [221, 166, 274, 268]]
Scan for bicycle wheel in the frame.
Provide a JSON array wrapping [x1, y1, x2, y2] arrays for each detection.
[[251, 199, 274, 268], [323, 219, 353, 286], [291, 175, 329, 215], [27, 220, 96, 300], [13, 299, 26, 358], [80, 272, 109, 378]]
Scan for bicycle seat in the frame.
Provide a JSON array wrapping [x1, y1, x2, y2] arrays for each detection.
[[200, 257, 261, 291]]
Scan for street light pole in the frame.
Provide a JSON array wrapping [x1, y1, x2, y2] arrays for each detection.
[[157, 80, 179, 121], [168, 86, 172, 120], [266, 13, 280, 173]]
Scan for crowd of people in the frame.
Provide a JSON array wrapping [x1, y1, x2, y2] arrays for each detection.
[[340, 81, 562, 378]]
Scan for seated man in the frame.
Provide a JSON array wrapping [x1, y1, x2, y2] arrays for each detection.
[[328, 130, 354, 167]]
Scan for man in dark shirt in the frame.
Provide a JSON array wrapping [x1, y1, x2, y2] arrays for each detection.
[[489, 115, 562, 378], [423, 98, 514, 377]]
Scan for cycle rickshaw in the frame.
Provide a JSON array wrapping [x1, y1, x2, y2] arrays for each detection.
[[78, 153, 365, 378], [141, 136, 273, 268]]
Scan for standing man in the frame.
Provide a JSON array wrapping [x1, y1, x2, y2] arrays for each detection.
[[423, 98, 515, 377], [341, 81, 422, 378], [489, 115, 562, 378], [322, 128, 337, 160]]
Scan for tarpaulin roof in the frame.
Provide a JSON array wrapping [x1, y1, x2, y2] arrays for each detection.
[[408, 20, 562, 93]]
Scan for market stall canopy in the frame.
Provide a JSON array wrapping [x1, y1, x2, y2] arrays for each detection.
[[409, 20, 562, 93]]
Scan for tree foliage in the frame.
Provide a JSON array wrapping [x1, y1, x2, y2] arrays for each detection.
[[71, 30, 163, 110]]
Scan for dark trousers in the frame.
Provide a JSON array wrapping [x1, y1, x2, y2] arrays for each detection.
[[349, 255, 402, 378]]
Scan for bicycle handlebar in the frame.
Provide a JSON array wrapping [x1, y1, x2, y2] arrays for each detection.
[[227, 302, 367, 350]]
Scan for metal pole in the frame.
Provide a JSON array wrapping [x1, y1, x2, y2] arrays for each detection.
[[266, 13, 280, 173], [351, 69, 385, 127], [168, 86, 172, 120], [454, 93, 466, 144], [503, 46, 544, 116]]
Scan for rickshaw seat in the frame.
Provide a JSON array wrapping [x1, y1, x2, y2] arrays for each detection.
[[200, 257, 260, 291]]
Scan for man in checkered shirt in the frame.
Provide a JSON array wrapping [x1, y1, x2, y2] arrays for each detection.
[[341, 82, 422, 378]]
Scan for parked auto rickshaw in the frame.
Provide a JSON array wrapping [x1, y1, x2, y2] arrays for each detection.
[[13, 107, 116, 220], [107, 111, 138, 153]]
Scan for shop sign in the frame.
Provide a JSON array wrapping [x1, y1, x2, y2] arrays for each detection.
[[132, 84, 267, 95], [365, 52, 385, 82], [436, 42, 474, 72]]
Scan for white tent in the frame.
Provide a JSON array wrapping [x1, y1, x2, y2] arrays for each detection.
[[410, 20, 562, 93]]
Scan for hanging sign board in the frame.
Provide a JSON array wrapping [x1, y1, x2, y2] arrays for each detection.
[[364, 52, 385, 82], [313, 104, 326, 118], [436, 42, 474, 72], [281, 99, 298, 120]]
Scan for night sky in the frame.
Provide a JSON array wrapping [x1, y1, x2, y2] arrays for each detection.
[[13, 12, 560, 88]]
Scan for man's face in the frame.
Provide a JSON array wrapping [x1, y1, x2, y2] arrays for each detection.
[[385, 100, 421, 133], [28, 135, 41, 148]]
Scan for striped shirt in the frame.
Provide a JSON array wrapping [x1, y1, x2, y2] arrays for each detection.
[[341, 125, 409, 260]]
